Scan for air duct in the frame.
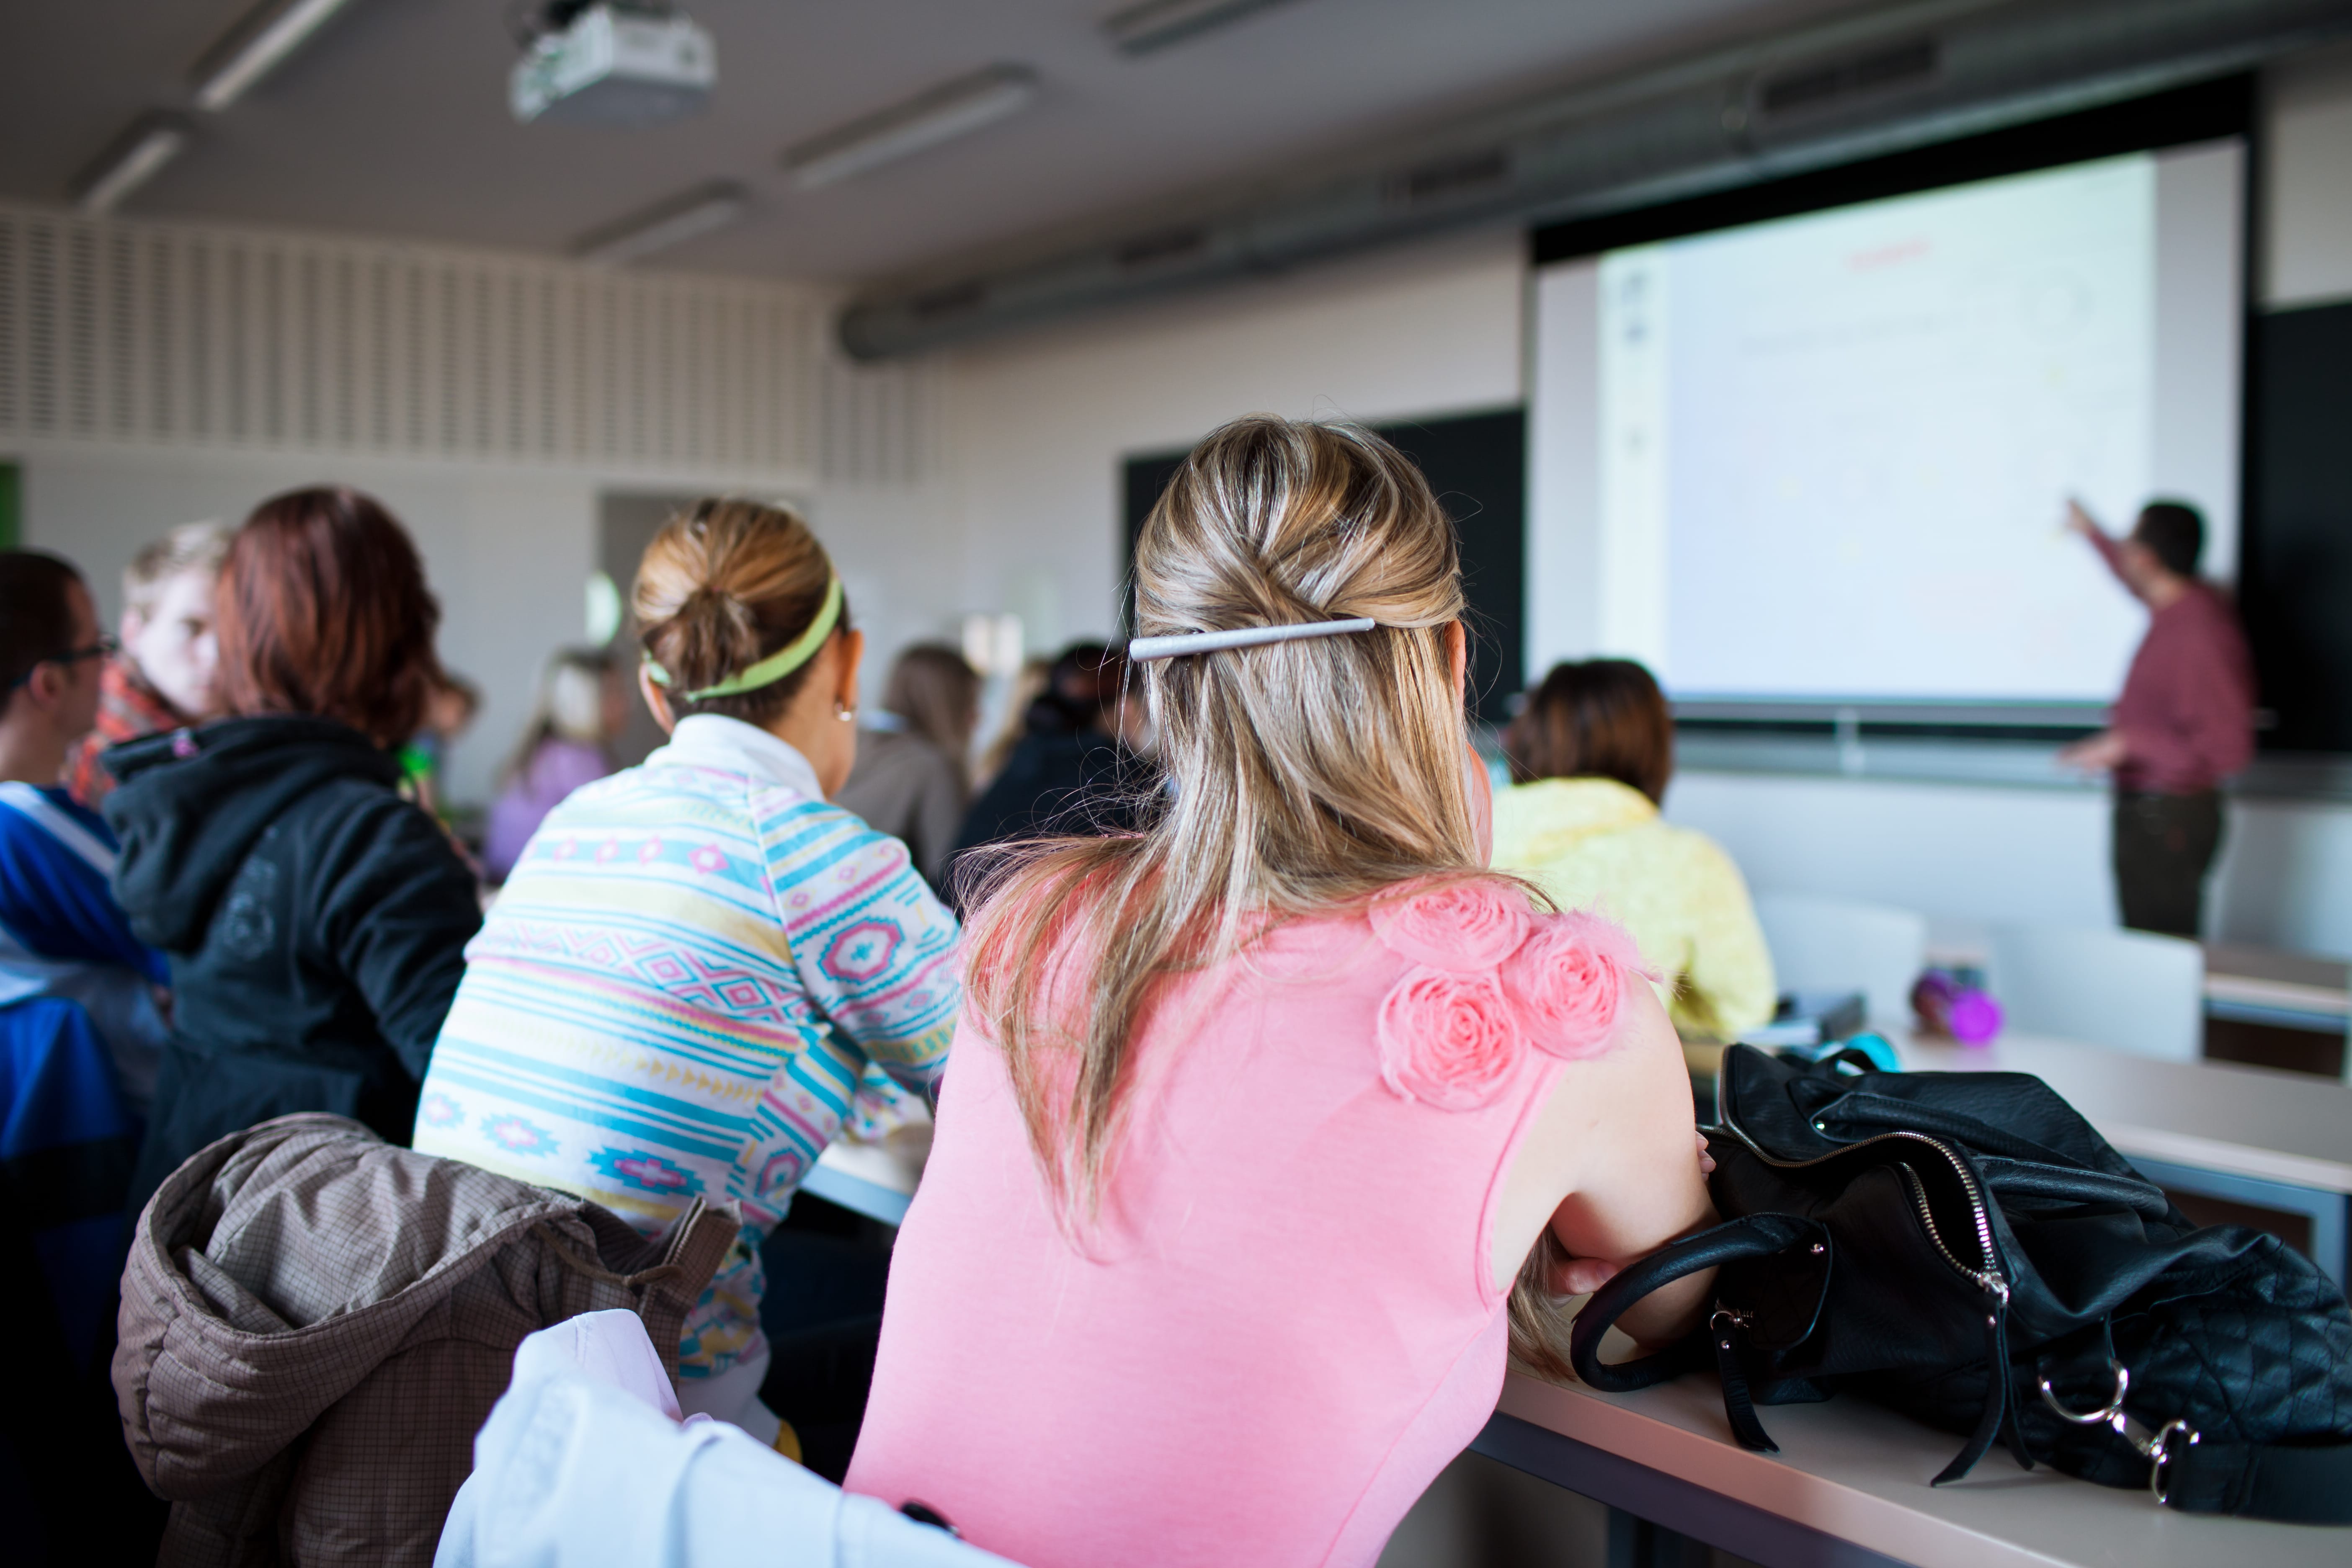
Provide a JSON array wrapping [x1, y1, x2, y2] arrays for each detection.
[[838, 0, 2352, 360]]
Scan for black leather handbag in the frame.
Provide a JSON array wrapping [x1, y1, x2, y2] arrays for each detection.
[[1568, 1044, 2352, 1523]]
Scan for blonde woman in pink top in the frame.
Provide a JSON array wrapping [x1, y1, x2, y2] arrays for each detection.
[[846, 418, 1716, 1567]]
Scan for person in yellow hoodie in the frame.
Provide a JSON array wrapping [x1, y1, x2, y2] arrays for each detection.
[[1492, 658, 1774, 1043]]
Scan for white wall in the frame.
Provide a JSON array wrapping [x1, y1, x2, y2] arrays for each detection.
[[1663, 770, 2352, 957]]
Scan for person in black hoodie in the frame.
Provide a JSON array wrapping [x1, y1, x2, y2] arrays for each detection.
[[949, 642, 1154, 882], [106, 487, 482, 1207]]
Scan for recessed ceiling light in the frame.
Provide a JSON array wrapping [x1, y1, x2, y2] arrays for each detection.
[[1101, 0, 1308, 57], [570, 181, 750, 266], [73, 115, 196, 214], [784, 65, 1039, 191], [191, 0, 363, 112]]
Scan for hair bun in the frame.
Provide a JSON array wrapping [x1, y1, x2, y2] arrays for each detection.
[[632, 498, 842, 722]]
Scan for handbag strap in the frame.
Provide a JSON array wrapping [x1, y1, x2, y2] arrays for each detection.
[[2161, 1437, 2352, 1523], [1567, 1214, 1822, 1392]]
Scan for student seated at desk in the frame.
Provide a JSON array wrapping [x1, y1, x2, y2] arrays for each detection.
[[1492, 659, 1775, 1044], [846, 418, 1715, 1568], [107, 490, 483, 1208], [414, 500, 959, 1468]]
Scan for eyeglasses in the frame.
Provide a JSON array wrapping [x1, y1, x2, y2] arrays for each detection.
[[8, 634, 118, 690]]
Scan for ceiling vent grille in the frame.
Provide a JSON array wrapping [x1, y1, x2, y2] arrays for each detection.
[[0, 204, 936, 485]]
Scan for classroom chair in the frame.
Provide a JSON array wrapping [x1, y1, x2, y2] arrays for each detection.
[[1986, 923, 2204, 1063], [1752, 892, 1930, 1030]]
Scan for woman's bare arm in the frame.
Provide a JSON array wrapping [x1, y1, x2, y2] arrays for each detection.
[[1494, 982, 1718, 1347]]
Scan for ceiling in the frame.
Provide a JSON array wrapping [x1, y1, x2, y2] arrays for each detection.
[[0, 0, 1876, 286]]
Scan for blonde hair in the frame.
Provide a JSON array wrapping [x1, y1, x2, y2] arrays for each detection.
[[124, 520, 232, 619], [633, 498, 845, 727], [963, 416, 1506, 1214]]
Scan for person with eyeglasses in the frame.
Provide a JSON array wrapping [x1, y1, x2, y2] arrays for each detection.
[[0, 550, 171, 1114], [0, 548, 177, 1568]]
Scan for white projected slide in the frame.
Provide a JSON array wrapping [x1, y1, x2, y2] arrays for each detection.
[[1528, 143, 2244, 704]]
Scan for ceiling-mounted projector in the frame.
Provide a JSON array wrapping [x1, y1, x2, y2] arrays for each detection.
[[511, 2, 714, 126]]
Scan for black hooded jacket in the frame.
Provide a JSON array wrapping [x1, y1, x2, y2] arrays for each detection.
[[104, 716, 481, 1203]]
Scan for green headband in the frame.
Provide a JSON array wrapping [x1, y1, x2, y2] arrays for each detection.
[[645, 575, 843, 702]]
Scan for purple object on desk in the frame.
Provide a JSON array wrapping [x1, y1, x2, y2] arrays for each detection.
[[1911, 968, 2004, 1045]]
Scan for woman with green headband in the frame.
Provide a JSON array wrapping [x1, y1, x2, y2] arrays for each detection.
[[414, 499, 961, 1473]]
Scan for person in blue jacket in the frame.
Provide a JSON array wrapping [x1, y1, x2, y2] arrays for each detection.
[[0, 549, 172, 1563], [0, 550, 170, 1112]]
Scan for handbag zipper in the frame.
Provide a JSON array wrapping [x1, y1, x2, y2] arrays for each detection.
[[1894, 1162, 2009, 1303], [1718, 1118, 2010, 1303]]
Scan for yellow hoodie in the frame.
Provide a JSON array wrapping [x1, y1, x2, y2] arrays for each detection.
[[1490, 776, 1776, 1043]]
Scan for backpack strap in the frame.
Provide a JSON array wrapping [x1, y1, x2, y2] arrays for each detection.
[[1568, 1213, 1823, 1392]]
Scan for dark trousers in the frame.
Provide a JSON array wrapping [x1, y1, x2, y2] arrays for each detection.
[[2112, 790, 2223, 937]]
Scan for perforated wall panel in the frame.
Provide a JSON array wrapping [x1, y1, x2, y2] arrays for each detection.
[[0, 204, 934, 485]]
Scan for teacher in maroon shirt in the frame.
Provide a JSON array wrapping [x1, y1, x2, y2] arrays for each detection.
[[2059, 498, 2255, 937]]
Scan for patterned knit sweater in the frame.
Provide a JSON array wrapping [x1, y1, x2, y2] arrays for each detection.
[[415, 716, 959, 1381]]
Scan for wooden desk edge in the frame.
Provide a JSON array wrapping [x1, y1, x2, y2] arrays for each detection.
[[2101, 1122, 2352, 1197], [1495, 1375, 2075, 1568], [2203, 975, 2351, 1020]]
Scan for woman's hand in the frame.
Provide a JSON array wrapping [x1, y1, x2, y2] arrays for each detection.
[[1547, 1253, 1622, 1296]]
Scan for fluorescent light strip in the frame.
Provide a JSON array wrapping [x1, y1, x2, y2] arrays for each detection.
[[571, 181, 750, 266], [74, 116, 195, 215], [785, 64, 1039, 190], [1102, 0, 1307, 56], [191, 0, 361, 111]]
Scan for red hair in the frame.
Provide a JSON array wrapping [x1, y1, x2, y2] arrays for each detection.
[[216, 487, 444, 745]]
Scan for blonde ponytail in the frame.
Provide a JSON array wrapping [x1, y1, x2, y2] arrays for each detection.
[[962, 417, 1516, 1222]]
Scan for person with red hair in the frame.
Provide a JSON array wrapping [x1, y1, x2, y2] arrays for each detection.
[[105, 486, 482, 1205]]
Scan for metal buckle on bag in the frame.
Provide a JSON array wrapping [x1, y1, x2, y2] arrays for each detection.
[[2038, 1357, 2131, 1428], [2037, 1358, 2200, 1505], [2145, 1420, 2200, 1507]]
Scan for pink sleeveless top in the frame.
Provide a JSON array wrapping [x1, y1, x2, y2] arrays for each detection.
[[844, 882, 1639, 1568]]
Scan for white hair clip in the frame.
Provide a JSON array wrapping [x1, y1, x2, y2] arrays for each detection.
[[1128, 618, 1377, 661]]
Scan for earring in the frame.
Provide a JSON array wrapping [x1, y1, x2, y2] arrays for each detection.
[[836, 699, 858, 723]]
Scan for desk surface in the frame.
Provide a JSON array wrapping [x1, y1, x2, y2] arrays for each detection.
[[802, 1125, 927, 1224], [2203, 943, 2350, 1021], [1497, 1366, 2346, 1568], [1893, 1030, 2352, 1195]]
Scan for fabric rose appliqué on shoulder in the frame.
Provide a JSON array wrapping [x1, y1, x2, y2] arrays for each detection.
[[1367, 878, 1530, 972], [1377, 966, 1522, 1111], [1502, 910, 1648, 1060]]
